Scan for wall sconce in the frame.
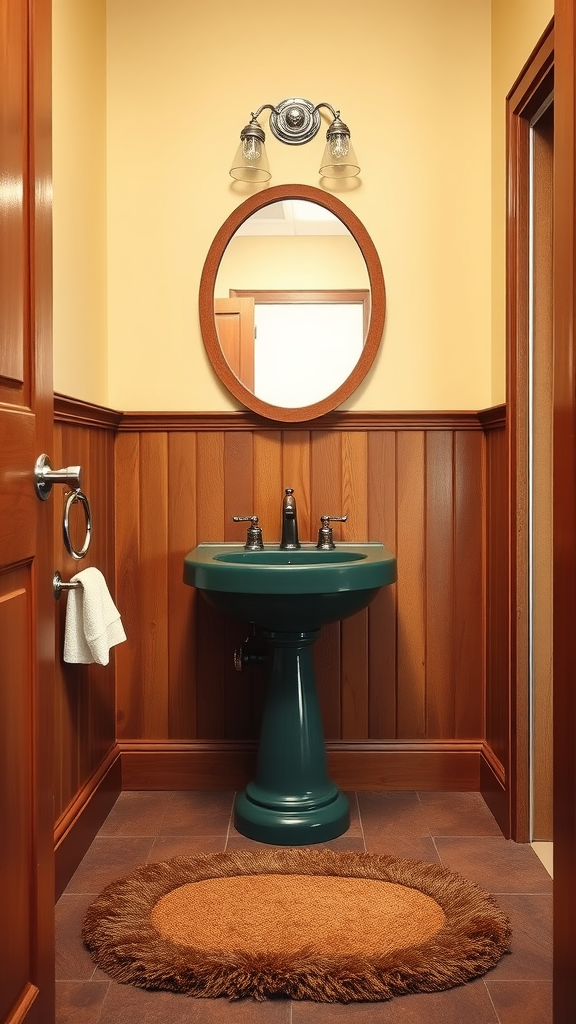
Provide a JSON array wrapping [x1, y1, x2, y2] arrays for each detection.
[[229, 98, 360, 183]]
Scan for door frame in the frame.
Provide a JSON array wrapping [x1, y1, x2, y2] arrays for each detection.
[[552, 1, 576, 1019], [507, 10, 576, 1016], [506, 24, 554, 844]]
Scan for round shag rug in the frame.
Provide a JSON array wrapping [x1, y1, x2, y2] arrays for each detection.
[[82, 847, 511, 1003]]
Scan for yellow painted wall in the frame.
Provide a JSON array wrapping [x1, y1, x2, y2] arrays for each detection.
[[52, 0, 108, 406], [491, 0, 553, 404], [51, 0, 553, 413], [105, 0, 492, 411]]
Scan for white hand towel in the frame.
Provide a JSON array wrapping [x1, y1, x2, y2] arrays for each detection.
[[63, 566, 127, 666]]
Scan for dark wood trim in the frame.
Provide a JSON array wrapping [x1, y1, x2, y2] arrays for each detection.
[[117, 409, 486, 432], [54, 746, 121, 899], [508, 21, 554, 112], [480, 747, 509, 837], [480, 741, 506, 787], [54, 392, 122, 430], [478, 404, 506, 431], [553, 2, 576, 1019], [53, 396, 503, 434], [119, 739, 488, 793], [507, 22, 554, 843]]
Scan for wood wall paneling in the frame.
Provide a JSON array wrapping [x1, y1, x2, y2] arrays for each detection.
[[395, 431, 426, 740], [367, 431, 397, 739], [53, 401, 506, 820], [167, 433, 198, 738], [482, 413, 509, 833], [114, 431, 142, 739], [53, 415, 117, 825], [425, 430, 455, 739], [113, 414, 489, 790], [454, 430, 485, 739]]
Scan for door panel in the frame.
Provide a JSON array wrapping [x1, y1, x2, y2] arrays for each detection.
[[0, 1, 54, 1022], [0, 0, 26, 391], [0, 578, 33, 1022], [214, 297, 255, 391]]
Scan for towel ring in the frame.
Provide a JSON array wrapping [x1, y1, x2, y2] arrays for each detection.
[[63, 489, 92, 560]]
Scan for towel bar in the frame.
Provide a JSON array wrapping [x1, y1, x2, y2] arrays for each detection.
[[53, 571, 80, 601]]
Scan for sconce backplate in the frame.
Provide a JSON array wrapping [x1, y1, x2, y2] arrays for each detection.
[[269, 98, 321, 145]]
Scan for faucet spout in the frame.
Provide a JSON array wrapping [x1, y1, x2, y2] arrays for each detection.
[[280, 488, 300, 550]]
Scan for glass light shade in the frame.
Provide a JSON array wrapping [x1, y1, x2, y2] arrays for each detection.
[[319, 136, 360, 178], [229, 137, 271, 183]]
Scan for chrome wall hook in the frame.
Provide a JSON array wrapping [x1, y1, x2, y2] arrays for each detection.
[[34, 454, 82, 501]]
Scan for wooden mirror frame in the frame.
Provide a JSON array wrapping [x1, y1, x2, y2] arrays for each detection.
[[199, 183, 386, 422]]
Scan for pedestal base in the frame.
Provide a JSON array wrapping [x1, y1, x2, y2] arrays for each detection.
[[234, 788, 350, 846], [234, 628, 350, 846]]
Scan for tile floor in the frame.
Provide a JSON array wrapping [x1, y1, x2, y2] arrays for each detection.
[[56, 791, 553, 1024], [532, 842, 553, 877]]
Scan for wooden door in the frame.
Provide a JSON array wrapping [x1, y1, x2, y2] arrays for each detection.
[[554, 1, 576, 1020], [214, 297, 255, 391], [0, 1, 55, 1022]]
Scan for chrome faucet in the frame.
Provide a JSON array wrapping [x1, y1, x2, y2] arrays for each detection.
[[280, 488, 300, 550]]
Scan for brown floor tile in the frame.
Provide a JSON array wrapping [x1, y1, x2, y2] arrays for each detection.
[[56, 981, 110, 1024], [97, 791, 175, 836], [485, 979, 552, 1023], [96, 983, 291, 1022], [56, 893, 102, 981], [292, 978, 499, 1022], [147, 834, 227, 861], [226, 834, 366, 852], [292, 1001, 397, 1023], [357, 792, 430, 836], [343, 791, 363, 836], [64, 837, 154, 894], [363, 833, 441, 863], [55, 790, 555, 1024], [313, 836, 366, 852], [486, 894, 552, 981], [434, 837, 553, 894], [417, 791, 504, 837], [158, 790, 235, 836]]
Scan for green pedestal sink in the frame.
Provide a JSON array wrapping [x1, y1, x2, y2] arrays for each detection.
[[183, 542, 396, 845]]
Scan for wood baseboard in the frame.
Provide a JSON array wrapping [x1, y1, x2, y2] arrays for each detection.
[[480, 745, 510, 838], [50, 740, 507, 898], [54, 745, 122, 899], [119, 739, 491, 792]]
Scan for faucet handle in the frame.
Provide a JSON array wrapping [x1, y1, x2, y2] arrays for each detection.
[[316, 514, 348, 550], [232, 515, 264, 551]]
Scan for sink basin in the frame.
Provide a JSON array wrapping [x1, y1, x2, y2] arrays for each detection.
[[183, 542, 396, 629], [183, 540, 396, 846]]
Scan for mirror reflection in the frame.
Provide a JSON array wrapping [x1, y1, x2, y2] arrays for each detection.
[[214, 200, 371, 408]]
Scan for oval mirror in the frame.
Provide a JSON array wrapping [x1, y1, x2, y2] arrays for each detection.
[[199, 184, 386, 422]]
